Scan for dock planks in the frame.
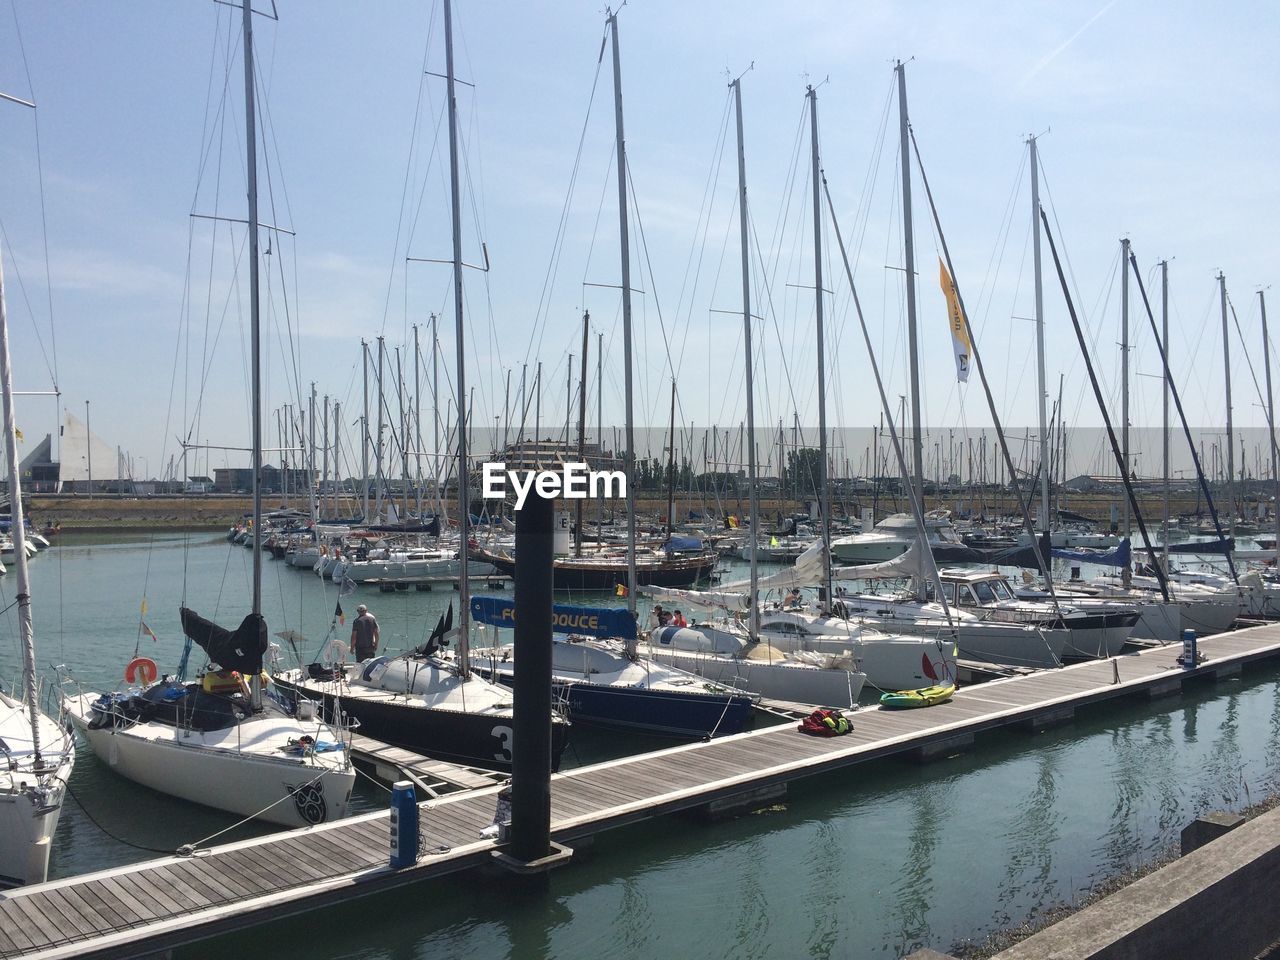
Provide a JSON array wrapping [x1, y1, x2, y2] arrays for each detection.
[[5, 622, 1280, 960]]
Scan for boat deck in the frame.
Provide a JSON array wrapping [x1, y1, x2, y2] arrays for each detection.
[[6, 624, 1280, 960]]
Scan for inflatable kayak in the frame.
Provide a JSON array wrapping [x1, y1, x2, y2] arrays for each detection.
[[879, 682, 956, 709]]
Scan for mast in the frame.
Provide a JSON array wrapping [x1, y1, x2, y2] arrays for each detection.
[[375, 336, 386, 520], [443, 0, 472, 674], [361, 339, 370, 521], [0, 254, 41, 763], [1220, 272, 1236, 540], [608, 8, 637, 621], [333, 401, 341, 517], [1161, 260, 1170, 574], [565, 355, 572, 450], [242, 0, 263, 620], [597, 331, 603, 535], [1262, 291, 1279, 560], [732, 76, 759, 640], [1120, 237, 1131, 586], [895, 61, 925, 510], [1029, 135, 1049, 532], [399, 347, 412, 521], [808, 84, 834, 613], [321, 393, 329, 520], [431, 314, 441, 518], [665, 379, 676, 535], [575, 311, 589, 557], [414, 323, 423, 516]]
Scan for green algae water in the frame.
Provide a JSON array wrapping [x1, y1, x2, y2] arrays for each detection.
[[2, 534, 1278, 959]]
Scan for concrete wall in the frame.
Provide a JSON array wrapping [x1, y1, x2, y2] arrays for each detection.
[[989, 805, 1280, 960]]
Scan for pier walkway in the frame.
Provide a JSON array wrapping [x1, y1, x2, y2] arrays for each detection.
[[6, 624, 1280, 960]]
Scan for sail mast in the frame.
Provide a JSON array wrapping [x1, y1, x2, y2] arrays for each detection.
[[732, 76, 759, 640], [333, 400, 341, 518], [1220, 272, 1235, 540], [1029, 135, 1049, 533], [443, 0, 471, 675], [895, 61, 925, 514], [361, 339, 370, 520], [242, 0, 263, 618], [375, 337, 386, 521], [575, 311, 589, 557], [1262, 291, 1279, 560], [608, 8, 637, 620], [1120, 237, 1130, 586], [0, 254, 41, 764], [1161, 260, 1170, 574], [808, 84, 834, 613]]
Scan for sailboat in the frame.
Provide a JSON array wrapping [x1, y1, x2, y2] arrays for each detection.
[[0, 251, 75, 887], [273, 0, 571, 772], [63, 0, 355, 829], [642, 78, 867, 709], [466, 11, 759, 736]]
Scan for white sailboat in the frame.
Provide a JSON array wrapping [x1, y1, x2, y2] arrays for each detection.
[[62, 0, 355, 829], [641, 78, 868, 708], [274, 0, 571, 770], [0, 251, 75, 887]]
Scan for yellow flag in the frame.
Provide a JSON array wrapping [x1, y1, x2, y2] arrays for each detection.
[[13, 427, 22, 442], [939, 259, 971, 383], [140, 598, 148, 616]]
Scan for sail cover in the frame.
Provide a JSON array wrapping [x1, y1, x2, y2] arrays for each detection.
[[642, 585, 751, 611], [180, 607, 268, 674], [832, 542, 929, 582]]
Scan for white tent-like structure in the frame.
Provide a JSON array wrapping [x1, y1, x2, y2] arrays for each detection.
[[58, 410, 120, 489]]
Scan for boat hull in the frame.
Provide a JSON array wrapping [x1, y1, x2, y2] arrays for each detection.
[[472, 547, 716, 591], [546, 677, 755, 737], [643, 645, 865, 709], [271, 675, 569, 773], [64, 695, 354, 829]]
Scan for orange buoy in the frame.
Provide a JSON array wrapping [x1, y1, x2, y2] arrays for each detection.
[[125, 656, 159, 686]]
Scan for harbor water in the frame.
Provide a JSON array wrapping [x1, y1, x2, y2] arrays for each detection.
[[2, 533, 1277, 958]]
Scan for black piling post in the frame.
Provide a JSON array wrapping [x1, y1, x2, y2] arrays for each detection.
[[509, 490, 553, 864]]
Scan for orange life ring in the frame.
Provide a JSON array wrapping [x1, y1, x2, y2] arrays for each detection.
[[125, 656, 159, 686]]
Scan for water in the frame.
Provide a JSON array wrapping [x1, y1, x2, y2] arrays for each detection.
[[2, 534, 1278, 958]]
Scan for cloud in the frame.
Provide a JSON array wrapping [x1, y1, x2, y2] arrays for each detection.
[[47, 248, 184, 299], [1019, 0, 1121, 88]]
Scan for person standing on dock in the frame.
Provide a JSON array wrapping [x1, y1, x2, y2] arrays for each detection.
[[350, 604, 380, 661]]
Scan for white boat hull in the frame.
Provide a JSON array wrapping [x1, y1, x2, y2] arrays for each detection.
[[0, 693, 75, 887], [65, 694, 354, 829], [643, 643, 865, 708]]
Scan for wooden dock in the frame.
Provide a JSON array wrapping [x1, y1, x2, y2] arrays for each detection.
[[6, 624, 1280, 960], [346, 733, 508, 796]]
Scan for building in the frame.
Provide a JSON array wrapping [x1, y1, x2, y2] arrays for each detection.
[[213, 465, 315, 494], [490, 439, 621, 473]]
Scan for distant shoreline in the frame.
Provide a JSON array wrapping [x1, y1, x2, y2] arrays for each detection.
[[26, 492, 1222, 535]]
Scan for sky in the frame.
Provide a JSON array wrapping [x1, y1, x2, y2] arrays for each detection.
[[0, 0, 1276, 482]]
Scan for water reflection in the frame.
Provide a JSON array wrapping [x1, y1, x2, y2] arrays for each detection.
[[996, 746, 1063, 924], [802, 820, 843, 959], [889, 780, 945, 956]]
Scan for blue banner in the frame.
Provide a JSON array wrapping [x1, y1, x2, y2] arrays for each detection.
[[1052, 537, 1130, 568], [470, 596, 636, 640]]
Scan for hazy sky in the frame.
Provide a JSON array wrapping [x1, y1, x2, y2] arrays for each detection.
[[0, 1, 1275, 480]]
